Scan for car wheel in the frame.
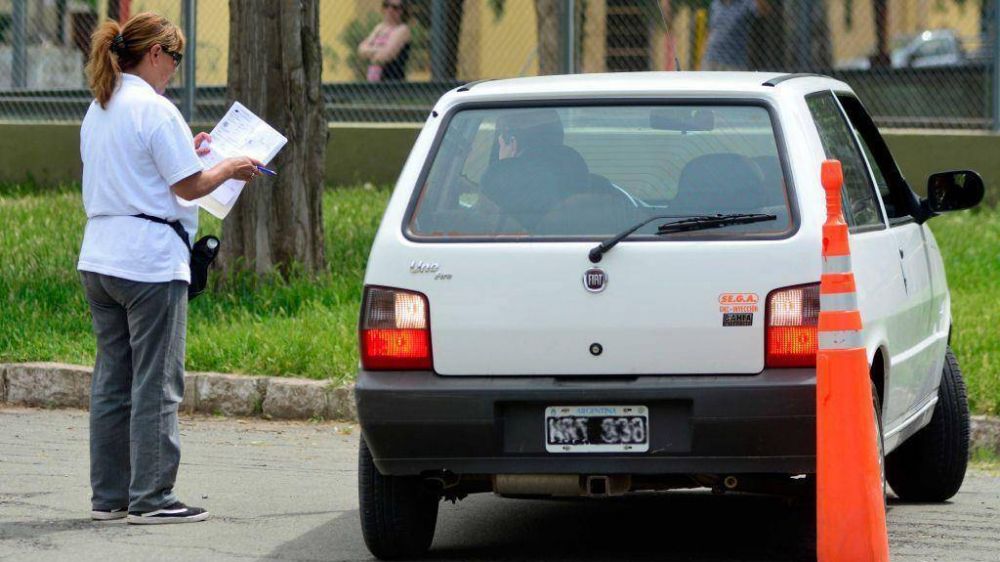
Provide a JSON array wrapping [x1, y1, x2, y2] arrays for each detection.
[[358, 437, 439, 560], [885, 346, 970, 502], [871, 378, 886, 505]]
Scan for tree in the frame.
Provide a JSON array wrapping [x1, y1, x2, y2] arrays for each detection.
[[220, 0, 326, 277], [465, 0, 563, 75], [487, 0, 581, 75], [791, 0, 831, 70], [411, 0, 467, 79], [535, 0, 564, 74], [872, 0, 890, 67]]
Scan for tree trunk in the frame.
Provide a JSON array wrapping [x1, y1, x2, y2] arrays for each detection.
[[782, 0, 830, 71], [749, 0, 785, 71], [440, 0, 465, 78], [220, 0, 326, 277], [808, 0, 831, 70], [535, 0, 562, 75], [872, 0, 890, 67]]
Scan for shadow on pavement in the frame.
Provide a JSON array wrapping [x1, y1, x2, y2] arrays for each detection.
[[0, 518, 125, 549], [268, 491, 817, 562]]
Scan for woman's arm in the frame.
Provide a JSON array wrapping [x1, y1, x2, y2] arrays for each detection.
[[171, 156, 261, 201], [368, 25, 411, 64], [357, 24, 383, 59]]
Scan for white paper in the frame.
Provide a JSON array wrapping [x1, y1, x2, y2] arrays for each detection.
[[194, 101, 288, 219]]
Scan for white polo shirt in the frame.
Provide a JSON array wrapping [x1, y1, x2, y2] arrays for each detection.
[[78, 73, 205, 283]]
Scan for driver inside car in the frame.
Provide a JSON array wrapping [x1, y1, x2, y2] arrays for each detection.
[[478, 109, 589, 232]]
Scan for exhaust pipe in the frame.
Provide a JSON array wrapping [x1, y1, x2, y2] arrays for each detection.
[[493, 474, 582, 496], [493, 474, 632, 497]]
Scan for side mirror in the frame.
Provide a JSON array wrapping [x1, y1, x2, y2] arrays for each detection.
[[925, 170, 984, 213]]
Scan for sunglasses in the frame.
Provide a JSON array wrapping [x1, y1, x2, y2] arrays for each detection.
[[161, 46, 183, 66], [382, 2, 402, 10]]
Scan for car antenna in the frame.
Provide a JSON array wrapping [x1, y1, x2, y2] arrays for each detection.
[[655, 0, 667, 30], [653, 0, 681, 71]]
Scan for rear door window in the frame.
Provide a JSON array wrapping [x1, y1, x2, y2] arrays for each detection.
[[836, 95, 918, 224], [407, 104, 795, 240], [806, 92, 885, 230]]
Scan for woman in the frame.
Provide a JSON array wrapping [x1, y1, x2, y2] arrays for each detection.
[[357, 0, 411, 82], [80, 12, 260, 525]]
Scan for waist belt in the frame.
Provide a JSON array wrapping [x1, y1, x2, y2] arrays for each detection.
[[132, 213, 191, 252]]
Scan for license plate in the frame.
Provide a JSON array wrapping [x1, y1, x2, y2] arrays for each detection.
[[545, 405, 649, 453]]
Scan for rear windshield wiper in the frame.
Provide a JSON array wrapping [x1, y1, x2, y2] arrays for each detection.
[[656, 213, 777, 235], [588, 213, 777, 263]]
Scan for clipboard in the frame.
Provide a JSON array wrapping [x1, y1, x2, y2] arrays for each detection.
[[194, 101, 288, 219]]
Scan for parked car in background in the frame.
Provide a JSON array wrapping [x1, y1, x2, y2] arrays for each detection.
[[354, 72, 983, 560], [836, 29, 968, 70]]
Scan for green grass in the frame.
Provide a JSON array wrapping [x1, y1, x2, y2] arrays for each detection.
[[0, 183, 390, 384], [971, 447, 1000, 475], [1, 184, 998, 415], [928, 208, 1000, 415]]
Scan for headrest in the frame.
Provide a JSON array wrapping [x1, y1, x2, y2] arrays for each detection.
[[675, 153, 766, 213]]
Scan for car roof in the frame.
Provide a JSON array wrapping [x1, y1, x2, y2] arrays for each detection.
[[450, 72, 853, 101]]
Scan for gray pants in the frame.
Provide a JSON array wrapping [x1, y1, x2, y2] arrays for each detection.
[[80, 271, 187, 513]]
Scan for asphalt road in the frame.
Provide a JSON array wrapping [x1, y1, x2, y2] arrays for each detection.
[[1, 406, 998, 562]]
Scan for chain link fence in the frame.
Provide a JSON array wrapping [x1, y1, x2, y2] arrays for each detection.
[[0, 0, 998, 129]]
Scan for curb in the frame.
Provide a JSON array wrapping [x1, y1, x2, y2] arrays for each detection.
[[972, 415, 1000, 455], [0, 362, 355, 422], [2, 362, 999, 452]]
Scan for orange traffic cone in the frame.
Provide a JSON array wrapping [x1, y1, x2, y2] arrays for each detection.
[[817, 159, 890, 562]]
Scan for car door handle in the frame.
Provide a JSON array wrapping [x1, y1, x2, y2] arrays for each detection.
[[898, 248, 904, 259]]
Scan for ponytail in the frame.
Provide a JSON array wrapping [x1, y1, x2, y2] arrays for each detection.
[[86, 20, 123, 109], [85, 12, 186, 109]]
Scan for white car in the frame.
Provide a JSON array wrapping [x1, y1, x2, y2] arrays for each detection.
[[354, 72, 983, 560], [836, 29, 967, 70]]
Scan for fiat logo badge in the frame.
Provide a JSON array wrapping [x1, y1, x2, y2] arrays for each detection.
[[583, 268, 607, 293]]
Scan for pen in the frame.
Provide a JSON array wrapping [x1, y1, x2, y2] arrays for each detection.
[[256, 165, 277, 176]]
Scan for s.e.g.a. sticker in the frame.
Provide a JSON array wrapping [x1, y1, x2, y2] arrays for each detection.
[[719, 293, 759, 327]]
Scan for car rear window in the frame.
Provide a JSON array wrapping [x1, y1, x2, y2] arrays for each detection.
[[407, 104, 793, 239]]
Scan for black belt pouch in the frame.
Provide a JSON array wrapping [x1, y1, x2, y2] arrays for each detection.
[[132, 214, 220, 300]]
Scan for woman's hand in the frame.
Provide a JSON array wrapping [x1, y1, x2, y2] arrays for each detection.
[[194, 132, 212, 156], [226, 156, 264, 182], [367, 24, 410, 64], [172, 156, 264, 201]]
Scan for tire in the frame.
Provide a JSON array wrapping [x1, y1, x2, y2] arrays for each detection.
[[358, 437, 439, 560], [872, 379, 886, 504], [885, 346, 970, 502]]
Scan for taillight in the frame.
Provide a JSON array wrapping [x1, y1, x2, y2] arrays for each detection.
[[766, 283, 820, 368], [360, 286, 432, 371]]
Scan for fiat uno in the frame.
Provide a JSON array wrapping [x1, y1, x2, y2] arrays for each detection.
[[354, 72, 983, 559]]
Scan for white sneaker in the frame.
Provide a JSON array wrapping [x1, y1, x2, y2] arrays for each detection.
[[91, 507, 128, 521]]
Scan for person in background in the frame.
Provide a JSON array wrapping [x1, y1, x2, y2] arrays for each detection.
[[357, 0, 412, 82], [701, 0, 770, 71], [80, 12, 260, 525]]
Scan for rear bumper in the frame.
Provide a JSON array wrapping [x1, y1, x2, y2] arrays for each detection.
[[356, 369, 815, 476]]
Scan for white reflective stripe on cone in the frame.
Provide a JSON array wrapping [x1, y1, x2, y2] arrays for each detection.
[[820, 292, 860, 312], [821, 255, 853, 274], [819, 330, 865, 350]]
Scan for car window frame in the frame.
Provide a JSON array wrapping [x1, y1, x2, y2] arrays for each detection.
[[402, 97, 801, 244], [834, 92, 921, 228], [804, 90, 887, 234]]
